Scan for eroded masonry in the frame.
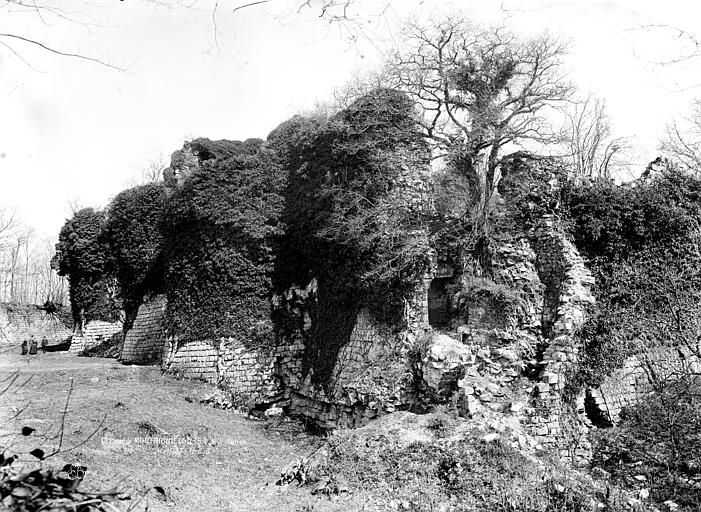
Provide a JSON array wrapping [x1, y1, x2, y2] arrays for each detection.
[[15, 150, 696, 469], [96, 209, 688, 468]]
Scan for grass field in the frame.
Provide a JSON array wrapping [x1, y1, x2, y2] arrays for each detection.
[[0, 348, 360, 512]]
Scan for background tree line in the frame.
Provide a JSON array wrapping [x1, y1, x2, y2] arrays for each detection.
[[0, 207, 67, 305]]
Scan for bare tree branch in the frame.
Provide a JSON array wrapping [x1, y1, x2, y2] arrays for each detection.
[[0, 32, 126, 71], [661, 98, 701, 172], [562, 95, 630, 179]]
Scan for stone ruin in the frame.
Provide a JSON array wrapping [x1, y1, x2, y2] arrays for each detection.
[[0, 216, 675, 467], [68, 319, 124, 355], [34, 150, 680, 467], [110, 208, 677, 467]]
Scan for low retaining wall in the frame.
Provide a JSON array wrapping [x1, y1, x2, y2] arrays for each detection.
[[0, 303, 72, 346], [69, 320, 124, 354]]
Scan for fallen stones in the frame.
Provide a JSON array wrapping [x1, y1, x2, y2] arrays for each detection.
[[420, 334, 471, 399]]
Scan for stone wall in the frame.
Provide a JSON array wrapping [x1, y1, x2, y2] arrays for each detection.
[[283, 308, 409, 429], [0, 303, 72, 346], [161, 307, 406, 427], [119, 285, 413, 428], [69, 320, 124, 354], [590, 346, 701, 424], [525, 218, 596, 466], [120, 295, 168, 364], [219, 337, 305, 406], [163, 340, 219, 381]]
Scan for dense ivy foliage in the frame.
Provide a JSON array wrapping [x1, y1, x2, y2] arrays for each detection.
[[272, 89, 431, 313], [161, 138, 285, 345], [103, 183, 168, 328], [269, 89, 432, 383], [561, 169, 701, 385], [562, 172, 701, 265], [52, 208, 120, 325]]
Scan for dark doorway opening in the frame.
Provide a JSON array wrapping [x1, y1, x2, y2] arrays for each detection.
[[428, 277, 451, 327], [584, 389, 613, 428]]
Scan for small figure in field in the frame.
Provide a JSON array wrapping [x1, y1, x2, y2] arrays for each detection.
[[21, 339, 28, 355], [28, 336, 38, 355], [41, 337, 48, 353]]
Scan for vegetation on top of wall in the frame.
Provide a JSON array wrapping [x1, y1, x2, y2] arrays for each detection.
[[562, 169, 701, 265], [269, 88, 432, 384], [561, 167, 701, 386], [164, 138, 263, 186], [51, 208, 120, 326], [103, 182, 168, 329], [161, 138, 285, 346]]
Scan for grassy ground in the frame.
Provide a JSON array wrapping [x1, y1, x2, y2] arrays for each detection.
[[0, 347, 362, 512]]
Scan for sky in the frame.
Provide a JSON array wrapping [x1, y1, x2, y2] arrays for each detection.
[[0, 0, 699, 240]]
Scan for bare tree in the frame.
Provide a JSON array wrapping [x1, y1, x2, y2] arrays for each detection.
[[564, 95, 629, 179], [661, 98, 701, 172], [66, 198, 83, 216], [0, 0, 126, 70], [0, 207, 19, 252], [382, 16, 572, 220], [0, 207, 67, 305], [128, 154, 166, 187]]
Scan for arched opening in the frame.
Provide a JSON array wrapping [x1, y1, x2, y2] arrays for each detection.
[[428, 277, 451, 327]]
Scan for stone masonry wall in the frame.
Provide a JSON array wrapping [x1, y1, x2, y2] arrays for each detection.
[[590, 346, 701, 424], [163, 340, 219, 382], [69, 320, 124, 354], [284, 308, 407, 429], [0, 303, 72, 346], [218, 337, 305, 406], [526, 218, 596, 466], [120, 295, 168, 364], [127, 290, 413, 428], [116, 218, 602, 459]]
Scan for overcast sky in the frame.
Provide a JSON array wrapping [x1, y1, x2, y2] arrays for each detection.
[[0, 0, 699, 239]]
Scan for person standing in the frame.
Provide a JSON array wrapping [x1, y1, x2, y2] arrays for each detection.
[[41, 336, 48, 353], [21, 339, 28, 355], [28, 336, 38, 355]]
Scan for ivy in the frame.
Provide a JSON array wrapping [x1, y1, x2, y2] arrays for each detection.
[[51, 208, 120, 325], [270, 88, 432, 384], [161, 138, 285, 346], [561, 168, 701, 386], [103, 183, 168, 328]]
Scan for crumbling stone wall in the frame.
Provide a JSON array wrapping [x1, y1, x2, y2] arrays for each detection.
[[283, 308, 410, 429], [218, 337, 305, 407], [115, 215, 605, 465], [119, 288, 414, 427], [120, 295, 167, 364], [590, 346, 701, 424], [0, 303, 72, 346], [69, 320, 124, 354], [526, 217, 595, 466], [492, 240, 543, 334]]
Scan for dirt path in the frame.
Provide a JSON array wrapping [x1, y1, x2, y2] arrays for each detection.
[[0, 348, 352, 511]]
